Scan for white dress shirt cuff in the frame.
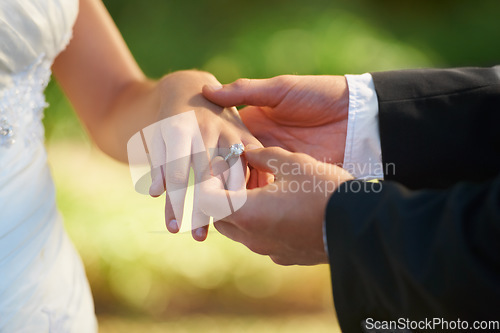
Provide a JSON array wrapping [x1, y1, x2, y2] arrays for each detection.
[[343, 73, 383, 180]]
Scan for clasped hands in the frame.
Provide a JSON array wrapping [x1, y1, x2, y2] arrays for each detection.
[[144, 72, 354, 265]]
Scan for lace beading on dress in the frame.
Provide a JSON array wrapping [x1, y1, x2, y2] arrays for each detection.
[[0, 54, 51, 148]]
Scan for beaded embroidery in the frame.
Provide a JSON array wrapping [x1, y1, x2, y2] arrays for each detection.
[[0, 54, 51, 148]]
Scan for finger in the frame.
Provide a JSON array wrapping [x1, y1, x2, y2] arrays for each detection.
[[197, 157, 233, 222], [245, 165, 251, 185], [162, 127, 191, 230], [199, 183, 263, 226], [246, 168, 274, 189], [145, 122, 178, 231], [247, 167, 259, 189], [149, 165, 166, 197], [164, 193, 179, 233], [191, 224, 209, 242], [258, 170, 274, 188], [191, 168, 211, 239], [198, 156, 279, 228], [217, 136, 247, 191], [147, 124, 167, 197], [202, 76, 295, 108], [191, 129, 213, 236], [243, 146, 294, 175], [142, 121, 178, 231], [191, 158, 211, 240], [221, 150, 246, 192], [227, 157, 246, 192], [224, 188, 287, 235]]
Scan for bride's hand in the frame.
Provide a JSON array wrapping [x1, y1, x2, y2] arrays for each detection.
[[145, 70, 262, 241]]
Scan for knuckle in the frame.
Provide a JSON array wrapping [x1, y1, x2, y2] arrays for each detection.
[[233, 78, 251, 90], [272, 75, 298, 104], [197, 70, 217, 81], [160, 122, 184, 141], [263, 146, 282, 156], [167, 69, 204, 80], [273, 75, 295, 87], [179, 69, 217, 83], [272, 146, 287, 154]]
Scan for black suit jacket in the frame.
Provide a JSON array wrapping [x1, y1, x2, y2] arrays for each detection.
[[325, 67, 500, 332]]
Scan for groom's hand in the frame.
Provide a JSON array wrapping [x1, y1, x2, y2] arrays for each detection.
[[202, 75, 349, 165], [200, 146, 353, 265]]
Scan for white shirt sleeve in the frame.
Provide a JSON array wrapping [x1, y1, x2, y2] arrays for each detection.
[[324, 73, 383, 258], [343, 73, 384, 180]]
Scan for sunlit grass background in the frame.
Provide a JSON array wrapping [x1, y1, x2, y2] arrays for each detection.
[[43, 0, 500, 331]]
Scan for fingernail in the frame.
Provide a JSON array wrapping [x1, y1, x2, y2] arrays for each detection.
[[168, 219, 179, 232], [149, 186, 159, 197], [195, 228, 205, 239], [245, 144, 260, 151], [207, 84, 223, 91]]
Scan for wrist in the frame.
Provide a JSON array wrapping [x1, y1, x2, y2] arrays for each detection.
[[158, 70, 221, 98]]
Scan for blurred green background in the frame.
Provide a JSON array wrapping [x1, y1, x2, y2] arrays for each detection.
[[43, 0, 500, 331]]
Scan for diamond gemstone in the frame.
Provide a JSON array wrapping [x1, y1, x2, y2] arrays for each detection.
[[229, 143, 244, 156]]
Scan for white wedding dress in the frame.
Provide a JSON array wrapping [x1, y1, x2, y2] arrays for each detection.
[[0, 0, 97, 331]]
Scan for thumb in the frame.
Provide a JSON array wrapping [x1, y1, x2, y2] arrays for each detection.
[[202, 76, 293, 108], [244, 145, 294, 176]]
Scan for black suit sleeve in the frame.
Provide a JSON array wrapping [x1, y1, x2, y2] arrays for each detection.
[[372, 66, 500, 189], [325, 66, 500, 332], [326, 176, 500, 332]]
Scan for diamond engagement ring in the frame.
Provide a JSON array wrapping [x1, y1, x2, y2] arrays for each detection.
[[224, 143, 244, 161]]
